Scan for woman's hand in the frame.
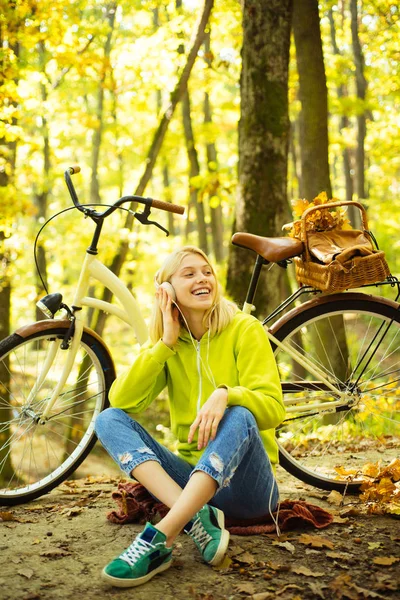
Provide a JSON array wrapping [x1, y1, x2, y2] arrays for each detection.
[[157, 287, 180, 347], [188, 387, 228, 450]]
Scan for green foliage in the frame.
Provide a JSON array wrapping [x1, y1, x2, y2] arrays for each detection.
[[0, 0, 398, 334]]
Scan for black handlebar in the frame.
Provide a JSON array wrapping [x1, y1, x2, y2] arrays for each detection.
[[64, 167, 185, 220]]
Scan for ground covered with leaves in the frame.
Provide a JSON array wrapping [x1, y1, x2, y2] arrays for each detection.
[[1, 461, 399, 600]]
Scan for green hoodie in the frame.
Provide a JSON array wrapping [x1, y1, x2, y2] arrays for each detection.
[[109, 311, 285, 468]]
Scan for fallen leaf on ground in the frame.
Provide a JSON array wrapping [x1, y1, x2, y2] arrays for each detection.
[[229, 545, 245, 557], [308, 581, 328, 599], [329, 573, 386, 599], [339, 506, 363, 517], [386, 502, 400, 516], [291, 565, 324, 577], [251, 593, 274, 600], [0, 511, 20, 522], [275, 583, 302, 596], [368, 542, 383, 550], [327, 490, 344, 506], [372, 556, 399, 566], [373, 572, 400, 592], [18, 568, 34, 579], [235, 551, 256, 564], [234, 582, 256, 595], [326, 551, 354, 561], [272, 540, 295, 554], [298, 533, 334, 549], [60, 507, 84, 518], [332, 515, 350, 525], [212, 555, 232, 571]]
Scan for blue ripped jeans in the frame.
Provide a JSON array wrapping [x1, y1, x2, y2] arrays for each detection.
[[95, 405, 279, 520]]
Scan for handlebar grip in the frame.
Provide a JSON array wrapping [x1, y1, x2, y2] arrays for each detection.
[[68, 165, 81, 174], [151, 198, 185, 215]]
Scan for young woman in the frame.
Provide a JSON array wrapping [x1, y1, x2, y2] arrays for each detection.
[[95, 246, 285, 588]]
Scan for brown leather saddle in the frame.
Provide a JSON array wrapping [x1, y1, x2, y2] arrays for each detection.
[[232, 232, 304, 264]]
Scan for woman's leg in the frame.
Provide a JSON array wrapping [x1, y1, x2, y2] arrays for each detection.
[[97, 407, 228, 587], [96, 408, 228, 560], [156, 471, 217, 544], [193, 405, 279, 520], [154, 406, 277, 549], [95, 407, 192, 508]]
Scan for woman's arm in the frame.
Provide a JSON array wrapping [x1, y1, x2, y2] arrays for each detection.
[[108, 340, 175, 412], [110, 287, 180, 412]]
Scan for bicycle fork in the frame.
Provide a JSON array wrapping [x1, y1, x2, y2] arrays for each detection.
[[27, 319, 84, 423]]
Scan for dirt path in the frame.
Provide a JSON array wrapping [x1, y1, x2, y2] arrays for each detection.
[[1, 462, 399, 600]]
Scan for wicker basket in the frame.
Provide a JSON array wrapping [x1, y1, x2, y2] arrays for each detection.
[[294, 201, 391, 293]]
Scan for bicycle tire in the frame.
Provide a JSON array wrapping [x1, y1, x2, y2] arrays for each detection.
[[270, 293, 400, 493], [0, 320, 116, 505]]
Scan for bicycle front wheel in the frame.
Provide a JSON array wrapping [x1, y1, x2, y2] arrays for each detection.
[[0, 321, 115, 505], [272, 293, 400, 492]]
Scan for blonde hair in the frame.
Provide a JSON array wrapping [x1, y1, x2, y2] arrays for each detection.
[[149, 246, 237, 344]]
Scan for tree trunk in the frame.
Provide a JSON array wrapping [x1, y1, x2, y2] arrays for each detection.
[[289, 118, 302, 199], [293, 0, 332, 200], [350, 0, 368, 202], [0, 26, 19, 481], [34, 41, 50, 319], [182, 88, 208, 253], [90, 3, 117, 204], [294, 0, 348, 396], [226, 0, 292, 318], [91, 0, 214, 338], [203, 30, 224, 263], [162, 161, 176, 235], [0, 236, 12, 483], [328, 9, 360, 227]]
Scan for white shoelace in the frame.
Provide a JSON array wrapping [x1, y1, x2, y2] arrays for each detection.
[[120, 537, 154, 566], [189, 517, 212, 551]]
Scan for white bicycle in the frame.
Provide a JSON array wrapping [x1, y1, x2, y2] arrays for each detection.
[[0, 167, 398, 504]]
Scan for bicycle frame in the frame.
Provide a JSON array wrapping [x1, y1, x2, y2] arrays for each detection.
[[38, 251, 148, 420], [241, 256, 400, 416], [241, 255, 350, 409]]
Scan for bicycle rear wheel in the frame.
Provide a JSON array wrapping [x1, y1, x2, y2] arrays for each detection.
[[0, 321, 115, 505], [272, 293, 400, 492]]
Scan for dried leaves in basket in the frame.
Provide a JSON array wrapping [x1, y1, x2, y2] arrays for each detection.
[[283, 192, 352, 239]]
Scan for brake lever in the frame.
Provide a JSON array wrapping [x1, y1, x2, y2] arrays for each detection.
[[134, 206, 170, 236]]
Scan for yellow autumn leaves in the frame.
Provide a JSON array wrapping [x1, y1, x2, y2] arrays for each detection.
[[283, 191, 352, 239], [335, 458, 400, 515]]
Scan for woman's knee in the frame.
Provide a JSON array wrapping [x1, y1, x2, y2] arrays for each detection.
[[95, 407, 131, 439], [226, 405, 256, 429]]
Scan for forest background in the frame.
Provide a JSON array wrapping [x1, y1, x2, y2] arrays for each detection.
[[1, 0, 399, 442]]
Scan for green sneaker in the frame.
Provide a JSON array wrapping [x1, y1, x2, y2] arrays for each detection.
[[102, 522, 173, 588], [184, 505, 229, 566]]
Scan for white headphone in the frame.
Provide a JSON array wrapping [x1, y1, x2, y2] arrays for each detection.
[[154, 279, 177, 302]]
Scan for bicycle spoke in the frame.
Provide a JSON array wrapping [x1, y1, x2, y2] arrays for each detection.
[[275, 299, 400, 491], [0, 328, 110, 503]]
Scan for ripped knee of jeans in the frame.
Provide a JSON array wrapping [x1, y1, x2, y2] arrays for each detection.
[[209, 452, 224, 474], [118, 447, 155, 465], [209, 453, 235, 488]]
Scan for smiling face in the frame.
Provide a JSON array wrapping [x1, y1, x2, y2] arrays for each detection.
[[170, 253, 216, 313]]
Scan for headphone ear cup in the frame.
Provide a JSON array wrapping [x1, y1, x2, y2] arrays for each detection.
[[160, 282, 177, 302]]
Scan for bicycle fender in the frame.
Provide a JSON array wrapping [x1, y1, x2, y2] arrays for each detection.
[[267, 291, 400, 336]]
